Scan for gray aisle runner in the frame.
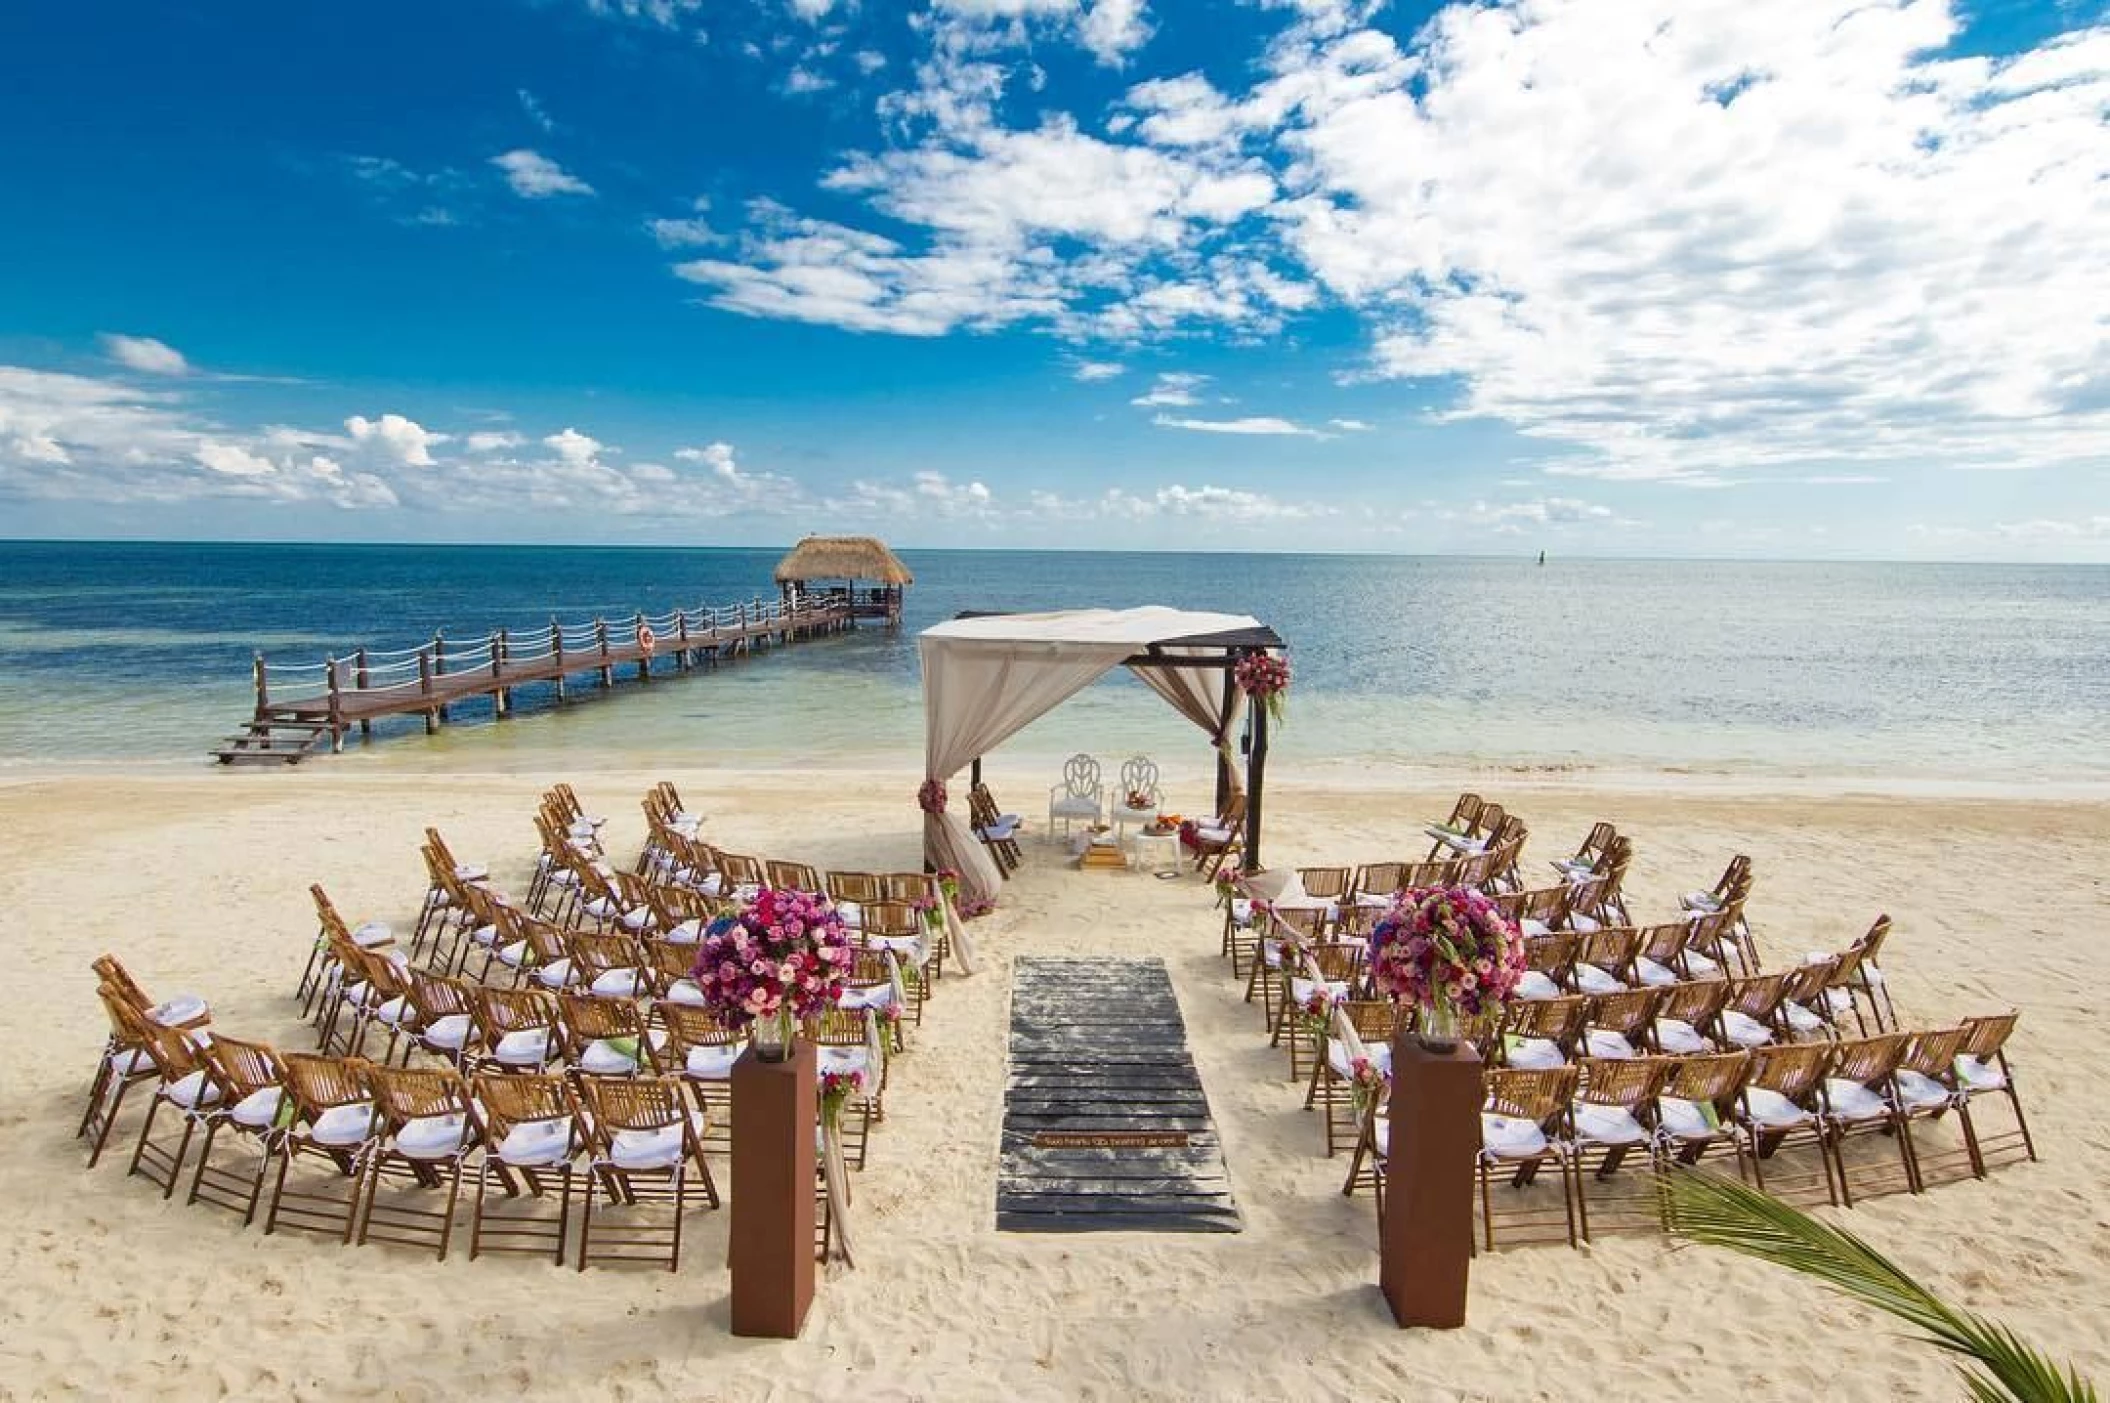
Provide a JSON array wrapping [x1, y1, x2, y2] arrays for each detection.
[[998, 956, 1241, 1233]]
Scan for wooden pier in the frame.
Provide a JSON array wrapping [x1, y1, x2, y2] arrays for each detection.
[[215, 597, 853, 765]]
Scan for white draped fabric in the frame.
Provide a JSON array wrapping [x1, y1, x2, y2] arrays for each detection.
[[1128, 643, 1247, 797], [920, 607, 1265, 904]]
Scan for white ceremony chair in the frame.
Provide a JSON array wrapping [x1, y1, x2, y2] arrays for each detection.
[[1046, 753, 1104, 840], [1109, 755, 1161, 839]]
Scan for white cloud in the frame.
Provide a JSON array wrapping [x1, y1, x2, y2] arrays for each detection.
[[1470, 496, 1619, 531], [346, 413, 447, 467], [194, 442, 276, 478], [1329, 417, 1372, 431], [1130, 371, 1208, 407], [1079, 0, 1153, 66], [100, 334, 190, 377], [465, 430, 525, 453], [1153, 412, 1326, 437], [784, 67, 835, 95], [518, 89, 554, 132], [491, 149, 595, 199], [854, 49, 888, 74], [544, 428, 606, 465], [789, 0, 836, 18], [1074, 360, 1126, 381], [581, 0, 704, 26]]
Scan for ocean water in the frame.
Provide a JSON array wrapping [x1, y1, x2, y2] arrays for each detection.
[[1, 540, 2106, 789]]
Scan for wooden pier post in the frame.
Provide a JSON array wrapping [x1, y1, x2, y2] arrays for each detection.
[[676, 610, 691, 672], [635, 612, 650, 682], [418, 649, 437, 734], [433, 630, 451, 722], [326, 655, 345, 753], [596, 618, 612, 689], [493, 629, 510, 718], [252, 652, 269, 721], [355, 648, 372, 738], [551, 616, 567, 703]]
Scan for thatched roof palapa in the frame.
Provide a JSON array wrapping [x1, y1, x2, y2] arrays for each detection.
[[772, 535, 914, 586]]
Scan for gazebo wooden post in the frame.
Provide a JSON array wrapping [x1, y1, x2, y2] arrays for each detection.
[[970, 756, 982, 790], [1215, 666, 1238, 818], [1244, 655, 1268, 871]]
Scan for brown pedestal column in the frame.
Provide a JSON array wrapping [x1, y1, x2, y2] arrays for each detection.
[[729, 1041, 817, 1338], [1378, 1035, 1484, 1330]]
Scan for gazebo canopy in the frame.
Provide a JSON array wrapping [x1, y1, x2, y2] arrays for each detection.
[[773, 535, 914, 585], [919, 606, 1284, 904]]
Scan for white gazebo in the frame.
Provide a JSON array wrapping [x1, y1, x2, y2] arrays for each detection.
[[918, 606, 1287, 904]]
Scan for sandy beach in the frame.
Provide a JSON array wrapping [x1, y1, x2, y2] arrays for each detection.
[[6, 759, 2108, 1402]]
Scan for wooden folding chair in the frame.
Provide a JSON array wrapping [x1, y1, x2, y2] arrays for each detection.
[[574, 1076, 719, 1272], [764, 858, 823, 893], [358, 1064, 479, 1259], [558, 991, 664, 1077], [186, 1034, 288, 1225], [1497, 994, 1588, 1071], [1475, 1065, 1580, 1249], [1570, 1057, 1666, 1239], [81, 984, 164, 1167], [121, 1011, 219, 1198], [1652, 978, 1731, 1055], [1952, 1012, 2037, 1173], [1736, 1042, 1838, 1207], [1820, 1032, 1916, 1204], [263, 1054, 378, 1241], [1306, 1000, 1399, 1156], [470, 1072, 580, 1265], [472, 987, 562, 1073]]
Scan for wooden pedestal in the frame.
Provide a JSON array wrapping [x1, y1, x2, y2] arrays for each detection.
[[1378, 1036, 1484, 1330], [730, 1042, 817, 1338]]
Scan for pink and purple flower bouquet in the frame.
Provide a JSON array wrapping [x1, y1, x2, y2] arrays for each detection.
[[1367, 885, 1526, 1031], [689, 886, 854, 1034]]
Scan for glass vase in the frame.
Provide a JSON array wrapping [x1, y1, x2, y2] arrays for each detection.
[[751, 1008, 797, 1063], [1416, 997, 1461, 1053]]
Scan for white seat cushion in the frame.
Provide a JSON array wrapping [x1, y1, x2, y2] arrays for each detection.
[[580, 1039, 643, 1076], [310, 1102, 376, 1146], [666, 919, 704, 944], [1783, 1001, 1827, 1037], [1634, 957, 1680, 988], [108, 1047, 155, 1077], [1050, 796, 1100, 819], [589, 967, 645, 998], [1289, 976, 1349, 1006], [1194, 825, 1231, 844], [1519, 918, 1552, 938], [834, 901, 863, 929], [1653, 1018, 1710, 1055], [610, 1120, 694, 1171], [1683, 891, 1724, 912], [533, 959, 575, 990], [1682, 949, 1723, 978], [1720, 1011, 1774, 1048], [165, 1070, 222, 1111], [352, 921, 394, 949], [683, 1044, 742, 1080], [1568, 913, 1603, 934], [375, 996, 413, 1028], [396, 1111, 469, 1159], [230, 1086, 285, 1129], [1572, 1101, 1649, 1147], [1823, 1078, 1892, 1123], [1743, 1086, 1814, 1129], [495, 940, 534, 969], [1954, 1054, 2007, 1092], [1328, 1041, 1392, 1080], [1514, 970, 1563, 1001], [1572, 963, 1624, 996], [1894, 1069, 1952, 1111], [494, 1027, 554, 1066], [1505, 1036, 1566, 1071], [665, 978, 707, 1007], [838, 984, 897, 1012], [816, 1045, 871, 1079], [1657, 1095, 1723, 1140], [148, 994, 209, 1026], [1583, 1028, 1639, 1060], [497, 1117, 574, 1167], [1480, 1112, 1549, 1160], [422, 1014, 473, 1051], [453, 863, 488, 882]]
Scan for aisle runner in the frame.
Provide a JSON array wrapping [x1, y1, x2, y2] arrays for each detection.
[[997, 957, 1241, 1234]]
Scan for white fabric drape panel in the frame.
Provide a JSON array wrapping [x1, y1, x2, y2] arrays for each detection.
[[921, 637, 1137, 903], [1126, 645, 1247, 798]]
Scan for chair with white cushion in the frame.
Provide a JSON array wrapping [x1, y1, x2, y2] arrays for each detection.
[[1631, 922, 1692, 988], [400, 967, 479, 1069], [470, 1072, 581, 1265], [643, 938, 708, 1013], [1549, 822, 1617, 882], [1306, 1000, 1398, 1157], [186, 1034, 288, 1225], [472, 987, 563, 1074], [970, 784, 1023, 875], [1951, 1011, 2037, 1174], [1568, 927, 1639, 997], [121, 1013, 222, 1199], [1570, 1056, 1666, 1240], [565, 929, 649, 1001], [1189, 792, 1248, 880], [1475, 1065, 1580, 1250], [1580, 987, 1659, 1060], [1513, 932, 1577, 1002], [1047, 753, 1105, 841], [1886, 1025, 1974, 1189], [574, 1076, 719, 1272], [1735, 1042, 1839, 1207], [81, 984, 166, 1168], [558, 992, 665, 1078], [1778, 955, 1846, 1043], [358, 1064, 481, 1259], [1272, 940, 1361, 1081], [1719, 971, 1792, 1050], [1654, 1050, 1752, 1185], [1819, 1032, 1916, 1204], [1109, 755, 1161, 837], [658, 1004, 742, 1152], [262, 1054, 379, 1241], [1498, 994, 1588, 1071], [1652, 978, 1730, 1056]]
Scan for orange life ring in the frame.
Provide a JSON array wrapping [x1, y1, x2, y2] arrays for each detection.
[[638, 623, 658, 655]]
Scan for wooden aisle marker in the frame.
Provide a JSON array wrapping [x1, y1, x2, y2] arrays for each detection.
[[998, 957, 1241, 1234]]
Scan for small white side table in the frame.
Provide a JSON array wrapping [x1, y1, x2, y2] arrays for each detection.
[[1131, 828, 1181, 876]]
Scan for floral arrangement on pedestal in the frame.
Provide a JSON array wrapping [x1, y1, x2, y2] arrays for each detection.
[[689, 887, 854, 1060], [1367, 885, 1526, 1052], [1234, 650, 1292, 724]]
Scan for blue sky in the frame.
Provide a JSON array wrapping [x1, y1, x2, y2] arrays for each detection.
[[0, 0, 2105, 557]]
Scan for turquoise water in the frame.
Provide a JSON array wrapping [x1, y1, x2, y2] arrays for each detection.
[[0, 540, 2105, 786]]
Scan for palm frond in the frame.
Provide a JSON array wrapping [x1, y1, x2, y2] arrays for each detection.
[[1659, 1169, 2097, 1403]]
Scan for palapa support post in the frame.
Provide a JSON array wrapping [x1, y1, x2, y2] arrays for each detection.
[[1379, 1036, 1483, 1330], [1244, 659, 1269, 871], [729, 1042, 818, 1339], [355, 648, 372, 738]]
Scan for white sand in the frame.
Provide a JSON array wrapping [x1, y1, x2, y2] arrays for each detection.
[[5, 759, 2107, 1401]]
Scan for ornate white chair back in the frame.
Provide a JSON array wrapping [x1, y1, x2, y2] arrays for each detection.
[[1062, 753, 1102, 801]]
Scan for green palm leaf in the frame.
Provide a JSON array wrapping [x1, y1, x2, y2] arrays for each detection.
[[1659, 1168, 2095, 1403]]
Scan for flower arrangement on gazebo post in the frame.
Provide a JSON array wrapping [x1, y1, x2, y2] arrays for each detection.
[[1367, 885, 1526, 1051], [1234, 649, 1292, 725]]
